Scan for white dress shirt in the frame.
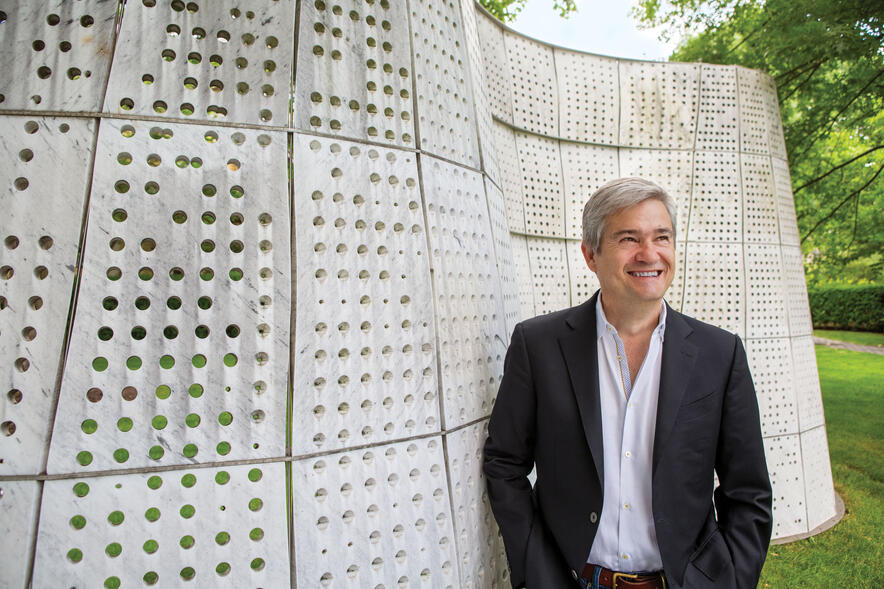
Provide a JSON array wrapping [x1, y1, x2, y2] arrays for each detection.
[[587, 297, 666, 573]]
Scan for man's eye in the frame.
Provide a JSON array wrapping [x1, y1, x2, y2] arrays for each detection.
[[657, 235, 670, 242]]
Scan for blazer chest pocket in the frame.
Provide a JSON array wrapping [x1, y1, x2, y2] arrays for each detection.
[[677, 390, 719, 423]]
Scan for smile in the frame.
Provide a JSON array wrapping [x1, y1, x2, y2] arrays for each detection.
[[628, 270, 663, 277]]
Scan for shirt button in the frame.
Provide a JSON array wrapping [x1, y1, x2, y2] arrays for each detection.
[[622, 553, 630, 560], [624, 451, 631, 458], [623, 503, 631, 510]]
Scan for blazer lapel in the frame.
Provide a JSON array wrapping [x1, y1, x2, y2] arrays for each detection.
[[653, 307, 698, 477], [559, 294, 604, 488]]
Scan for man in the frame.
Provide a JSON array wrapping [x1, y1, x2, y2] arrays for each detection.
[[484, 178, 772, 589]]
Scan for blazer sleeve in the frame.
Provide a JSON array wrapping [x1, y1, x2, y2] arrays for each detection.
[[483, 322, 538, 589], [713, 335, 773, 588]]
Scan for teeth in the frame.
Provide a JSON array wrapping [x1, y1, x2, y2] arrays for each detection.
[[631, 271, 658, 277]]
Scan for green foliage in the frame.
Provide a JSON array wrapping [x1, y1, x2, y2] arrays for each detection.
[[633, 1, 884, 285], [808, 284, 884, 331], [479, 0, 576, 22], [760, 346, 884, 587]]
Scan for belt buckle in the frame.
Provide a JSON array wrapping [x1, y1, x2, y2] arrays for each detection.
[[611, 571, 639, 588]]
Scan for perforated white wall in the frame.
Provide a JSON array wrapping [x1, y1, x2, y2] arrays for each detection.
[[476, 8, 837, 546], [0, 1, 836, 586]]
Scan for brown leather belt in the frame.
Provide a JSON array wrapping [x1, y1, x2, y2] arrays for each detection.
[[581, 564, 666, 589]]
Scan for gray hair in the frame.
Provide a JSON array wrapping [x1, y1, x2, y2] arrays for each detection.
[[581, 177, 677, 252]]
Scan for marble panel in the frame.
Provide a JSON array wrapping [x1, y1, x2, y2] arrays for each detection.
[[0, 480, 40, 589], [772, 156, 799, 247], [745, 244, 789, 339], [747, 337, 798, 438], [509, 233, 535, 321], [105, 0, 294, 126], [792, 335, 824, 431], [409, 0, 480, 167], [423, 156, 506, 428], [291, 436, 460, 588], [294, 0, 414, 145], [554, 49, 619, 145], [737, 67, 786, 158], [801, 426, 837, 531], [681, 242, 745, 337], [504, 32, 557, 136], [48, 120, 290, 473], [618, 61, 699, 149], [565, 239, 599, 306], [491, 120, 525, 234], [291, 134, 438, 454], [764, 434, 807, 538], [782, 245, 812, 337], [695, 64, 739, 151], [0, 0, 117, 111], [688, 150, 742, 243], [477, 13, 512, 124], [742, 153, 780, 243], [34, 462, 289, 588], [460, 0, 499, 182], [526, 236, 569, 316], [516, 132, 565, 238], [445, 421, 510, 588], [0, 116, 94, 475], [485, 178, 521, 337]]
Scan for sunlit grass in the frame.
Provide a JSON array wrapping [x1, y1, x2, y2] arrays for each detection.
[[759, 346, 884, 587]]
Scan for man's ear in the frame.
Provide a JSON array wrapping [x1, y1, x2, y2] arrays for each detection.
[[581, 241, 597, 272]]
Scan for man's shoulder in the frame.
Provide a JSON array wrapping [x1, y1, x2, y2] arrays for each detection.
[[516, 299, 593, 339]]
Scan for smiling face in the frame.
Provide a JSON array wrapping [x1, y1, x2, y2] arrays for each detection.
[[582, 198, 675, 310]]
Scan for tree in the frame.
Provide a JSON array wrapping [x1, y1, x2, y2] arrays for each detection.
[[634, 0, 884, 284], [479, 0, 577, 22]]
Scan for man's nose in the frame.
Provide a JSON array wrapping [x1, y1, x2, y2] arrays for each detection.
[[633, 239, 658, 262]]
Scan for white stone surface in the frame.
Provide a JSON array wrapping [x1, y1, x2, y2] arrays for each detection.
[[0, 479, 40, 589], [34, 462, 289, 588], [446, 421, 510, 588], [48, 120, 290, 473], [0, 0, 117, 111], [618, 60, 700, 149], [0, 116, 94, 475], [410, 0, 480, 167], [294, 0, 415, 145], [291, 436, 460, 588], [291, 134, 438, 454], [105, 0, 295, 126], [423, 156, 506, 428]]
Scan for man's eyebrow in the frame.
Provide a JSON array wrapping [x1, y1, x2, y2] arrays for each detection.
[[610, 227, 673, 238]]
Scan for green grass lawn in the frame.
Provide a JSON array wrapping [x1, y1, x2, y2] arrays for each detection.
[[813, 329, 884, 348], [758, 346, 884, 587]]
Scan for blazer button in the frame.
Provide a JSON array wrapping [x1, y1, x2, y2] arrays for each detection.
[[589, 512, 598, 524], [571, 570, 579, 581]]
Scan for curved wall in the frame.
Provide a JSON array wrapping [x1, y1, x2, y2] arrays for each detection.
[[475, 8, 838, 548], [0, 0, 834, 587]]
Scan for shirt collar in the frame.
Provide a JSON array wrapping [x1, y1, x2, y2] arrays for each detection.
[[595, 295, 667, 342]]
